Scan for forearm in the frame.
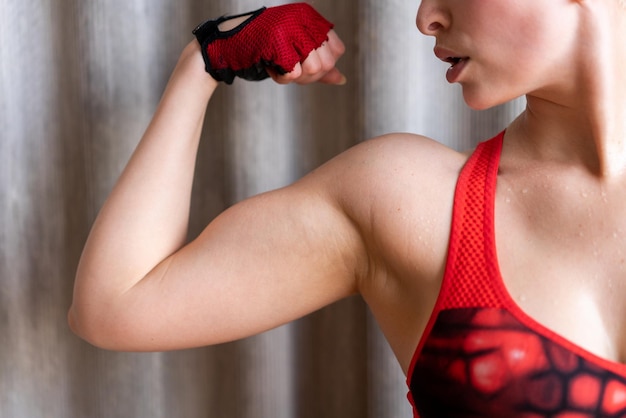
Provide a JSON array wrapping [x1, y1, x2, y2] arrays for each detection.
[[69, 5, 348, 347], [71, 41, 218, 327]]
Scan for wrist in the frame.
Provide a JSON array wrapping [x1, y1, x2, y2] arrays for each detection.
[[177, 40, 219, 94]]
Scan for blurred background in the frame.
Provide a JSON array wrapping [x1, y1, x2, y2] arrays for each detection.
[[0, 0, 525, 417]]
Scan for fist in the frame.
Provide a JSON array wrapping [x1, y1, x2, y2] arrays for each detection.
[[193, 3, 345, 85]]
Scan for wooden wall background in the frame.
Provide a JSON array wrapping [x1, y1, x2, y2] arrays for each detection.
[[0, 0, 524, 417]]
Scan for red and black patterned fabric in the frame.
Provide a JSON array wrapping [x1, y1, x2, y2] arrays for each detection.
[[407, 132, 626, 417], [193, 3, 334, 84]]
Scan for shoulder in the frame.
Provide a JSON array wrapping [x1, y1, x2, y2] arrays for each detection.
[[304, 132, 469, 213], [304, 132, 467, 186], [298, 132, 469, 276], [335, 132, 464, 169], [297, 133, 472, 368]]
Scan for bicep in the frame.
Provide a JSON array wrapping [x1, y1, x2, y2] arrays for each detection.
[[107, 180, 365, 351]]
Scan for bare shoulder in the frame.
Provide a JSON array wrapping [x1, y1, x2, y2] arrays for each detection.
[[304, 132, 466, 194], [324, 132, 467, 276], [298, 132, 469, 370], [305, 132, 467, 221], [296, 133, 468, 269]]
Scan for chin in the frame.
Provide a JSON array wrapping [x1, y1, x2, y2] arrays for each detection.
[[462, 88, 512, 111], [462, 96, 495, 111]]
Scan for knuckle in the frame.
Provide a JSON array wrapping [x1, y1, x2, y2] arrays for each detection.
[[319, 55, 335, 72], [335, 41, 346, 56], [303, 58, 322, 75]]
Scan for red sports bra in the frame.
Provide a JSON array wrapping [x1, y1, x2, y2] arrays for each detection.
[[406, 132, 626, 417]]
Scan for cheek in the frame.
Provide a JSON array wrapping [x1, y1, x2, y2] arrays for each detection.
[[510, 18, 578, 88], [482, 15, 567, 86], [502, 5, 578, 68], [480, 1, 567, 66], [491, 15, 545, 62], [458, 3, 578, 108]]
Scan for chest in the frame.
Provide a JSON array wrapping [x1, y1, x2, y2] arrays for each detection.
[[408, 163, 626, 417], [361, 143, 626, 372], [494, 176, 626, 365]]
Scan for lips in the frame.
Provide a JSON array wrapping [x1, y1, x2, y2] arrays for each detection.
[[444, 56, 465, 66], [433, 46, 469, 83]]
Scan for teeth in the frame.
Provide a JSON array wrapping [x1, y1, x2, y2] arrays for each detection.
[[445, 57, 466, 68]]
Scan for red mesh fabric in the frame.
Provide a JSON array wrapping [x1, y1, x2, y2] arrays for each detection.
[[405, 132, 505, 417], [207, 3, 333, 74], [439, 133, 506, 310]]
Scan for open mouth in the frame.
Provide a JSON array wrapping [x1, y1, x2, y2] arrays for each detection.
[[445, 57, 467, 67], [433, 47, 470, 82]]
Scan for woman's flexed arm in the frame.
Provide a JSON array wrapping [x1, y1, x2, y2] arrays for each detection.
[[68, 41, 219, 347], [69, 12, 350, 350]]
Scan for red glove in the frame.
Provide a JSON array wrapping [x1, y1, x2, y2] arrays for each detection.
[[193, 3, 334, 84]]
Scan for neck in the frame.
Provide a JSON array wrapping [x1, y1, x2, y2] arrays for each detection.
[[509, 3, 626, 178]]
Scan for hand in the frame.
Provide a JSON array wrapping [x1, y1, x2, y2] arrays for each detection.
[[268, 29, 347, 86], [193, 3, 345, 85]]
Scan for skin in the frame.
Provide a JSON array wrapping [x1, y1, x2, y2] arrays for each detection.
[[69, 0, 626, 375]]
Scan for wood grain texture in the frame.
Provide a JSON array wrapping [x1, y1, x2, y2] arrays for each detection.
[[0, 1, 521, 417]]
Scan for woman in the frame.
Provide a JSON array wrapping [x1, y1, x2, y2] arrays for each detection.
[[69, 0, 626, 416]]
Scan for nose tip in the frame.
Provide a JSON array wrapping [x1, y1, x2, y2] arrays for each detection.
[[424, 22, 443, 34], [416, 3, 445, 36]]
